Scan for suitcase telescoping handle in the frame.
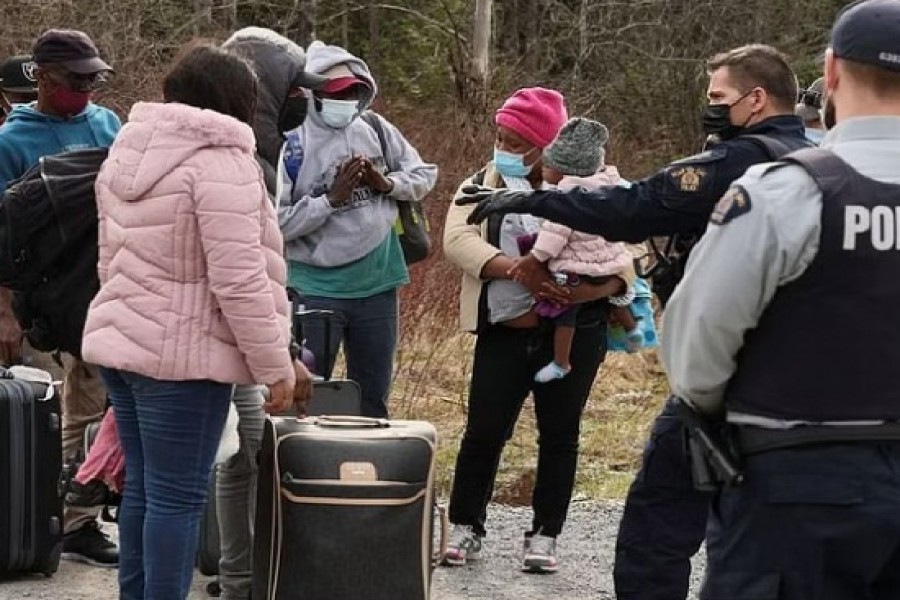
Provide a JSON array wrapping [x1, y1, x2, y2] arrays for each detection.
[[312, 415, 391, 429], [293, 306, 337, 381]]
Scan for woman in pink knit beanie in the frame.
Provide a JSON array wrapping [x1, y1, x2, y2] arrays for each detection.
[[441, 87, 630, 574]]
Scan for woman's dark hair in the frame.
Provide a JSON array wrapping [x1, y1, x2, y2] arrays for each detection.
[[163, 42, 258, 124]]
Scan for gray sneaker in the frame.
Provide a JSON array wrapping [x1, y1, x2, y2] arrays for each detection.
[[522, 533, 558, 573], [441, 524, 483, 566]]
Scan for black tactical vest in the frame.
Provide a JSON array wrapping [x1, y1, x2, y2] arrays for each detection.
[[727, 148, 900, 421]]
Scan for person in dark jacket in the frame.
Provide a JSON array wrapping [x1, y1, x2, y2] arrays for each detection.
[[217, 27, 323, 600], [666, 2, 900, 597], [457, 44, 811, 600]]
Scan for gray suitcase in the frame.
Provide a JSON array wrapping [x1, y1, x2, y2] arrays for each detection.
[[252, 416, 438, 600]]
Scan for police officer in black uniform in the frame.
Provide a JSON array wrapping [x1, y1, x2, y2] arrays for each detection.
[[662, 2, 900, 597], [457, 44, 811, 600]]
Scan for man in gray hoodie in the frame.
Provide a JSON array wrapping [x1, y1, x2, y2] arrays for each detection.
[[278, 41, 437, 418], [217, 28, 323, 600]]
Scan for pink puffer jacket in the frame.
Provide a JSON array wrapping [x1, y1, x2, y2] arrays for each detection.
[[82, 102, 294, 387], [531, 167, 632, 277]]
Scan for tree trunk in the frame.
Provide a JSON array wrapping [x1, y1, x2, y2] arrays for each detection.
[[471, 0, 492, 87], [223, 0, 237, 31], [524, 0, 540, 73], [192, 0, 212, 34], [368, 0, 380, 81], [573, 0, 589, 84], [342, 0, 350, 48], [292, 0, 317, 46]]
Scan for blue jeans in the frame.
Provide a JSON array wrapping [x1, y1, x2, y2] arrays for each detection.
[[300, 289, 398, 418], [100, 368, 231, 600]]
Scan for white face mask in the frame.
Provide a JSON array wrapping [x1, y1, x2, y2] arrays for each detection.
[[319, 98, 359, 129]]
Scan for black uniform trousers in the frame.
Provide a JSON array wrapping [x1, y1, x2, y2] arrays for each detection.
[[702, 441, 900, 600], [614, 397, 711, 599]]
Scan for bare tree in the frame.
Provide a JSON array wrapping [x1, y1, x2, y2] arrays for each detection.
[[471, 0, 492, 88], [369, 0, 381, 81]]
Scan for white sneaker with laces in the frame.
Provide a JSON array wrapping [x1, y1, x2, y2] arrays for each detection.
[[441, 524, 483, 567], [522, 533, 559, 573]]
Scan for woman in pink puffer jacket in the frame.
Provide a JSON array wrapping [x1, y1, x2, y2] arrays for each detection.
[[80, 44, 302, 600]]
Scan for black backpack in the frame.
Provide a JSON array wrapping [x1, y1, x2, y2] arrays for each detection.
[[0, 148, 108, 356]]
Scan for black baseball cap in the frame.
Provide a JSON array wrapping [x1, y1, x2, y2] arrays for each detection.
[[0, 55, 38, 93], [831, 0, 900, 72], [32, 29, 112, 74]]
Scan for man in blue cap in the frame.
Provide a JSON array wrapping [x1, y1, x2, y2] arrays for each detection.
[[658, 0, 900, 597]]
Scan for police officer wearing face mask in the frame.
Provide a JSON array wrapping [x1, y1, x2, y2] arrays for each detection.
[[456, 44, 811, 600], [665, 2, 900, 596]]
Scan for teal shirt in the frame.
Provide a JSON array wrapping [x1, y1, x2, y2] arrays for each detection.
[[289, 231, 409, 298]]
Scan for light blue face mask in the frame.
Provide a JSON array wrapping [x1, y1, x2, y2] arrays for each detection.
[[319, 98, 359, 129], [493, 147, 535, 179], [804, 127, 825, 146]]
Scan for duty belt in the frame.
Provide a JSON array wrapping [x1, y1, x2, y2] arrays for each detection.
[[737, 422, 900, 455]]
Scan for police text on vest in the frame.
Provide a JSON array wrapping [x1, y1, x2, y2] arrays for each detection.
[[844, 206, 900, 250]]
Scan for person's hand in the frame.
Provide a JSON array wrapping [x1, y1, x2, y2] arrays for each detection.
[[0, 289, 22, 366], [264, 379, 295, 414], [508, 254, 545, 286], [328, 156, 365, 207], [292, 359, 313, 418], [455, 185, 535, 225], [537, 277, 626, 306], [360, 158, 393, 193]]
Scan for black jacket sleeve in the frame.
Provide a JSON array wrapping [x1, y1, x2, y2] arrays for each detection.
[[520, 142, 767, 242]]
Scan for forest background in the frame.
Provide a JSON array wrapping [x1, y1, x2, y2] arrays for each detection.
[[1, 0, 847, 500]]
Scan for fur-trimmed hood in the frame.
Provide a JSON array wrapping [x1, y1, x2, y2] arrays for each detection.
[[104, 101, 256, 202]]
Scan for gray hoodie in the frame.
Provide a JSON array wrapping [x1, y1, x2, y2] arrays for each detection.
[[277, 41, 438, 268]]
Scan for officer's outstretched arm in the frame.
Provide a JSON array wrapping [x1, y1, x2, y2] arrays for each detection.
[[659, 164, 822, 414]]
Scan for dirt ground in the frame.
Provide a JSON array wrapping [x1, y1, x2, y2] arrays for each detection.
[[0, 502, 705, 600]]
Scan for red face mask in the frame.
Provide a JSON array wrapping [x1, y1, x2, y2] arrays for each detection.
[[48, 86, 90, 117]]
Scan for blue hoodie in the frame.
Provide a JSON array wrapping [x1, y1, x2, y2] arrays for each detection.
[[0, 102, 121, 190]]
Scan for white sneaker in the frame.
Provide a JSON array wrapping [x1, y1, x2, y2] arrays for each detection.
[[441, 524, 483, 567], [522, 533, 559, 573]]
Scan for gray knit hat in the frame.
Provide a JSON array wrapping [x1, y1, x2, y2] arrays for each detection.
[[542, 117, 610, 177]]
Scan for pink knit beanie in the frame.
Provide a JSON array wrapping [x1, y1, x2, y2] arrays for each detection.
[[495, 87, 568, 149]]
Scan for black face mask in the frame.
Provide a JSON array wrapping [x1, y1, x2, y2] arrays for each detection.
[[702, 90, 753, 141], [278, 95, 308, 134]]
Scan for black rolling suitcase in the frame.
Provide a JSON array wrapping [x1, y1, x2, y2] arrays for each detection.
[[288, 291, 363, 418], [252, 416, 439, 600], [0, 366, 62, 578]]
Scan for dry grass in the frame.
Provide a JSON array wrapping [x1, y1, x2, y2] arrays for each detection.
[[382, 331, 668, 502], [307, 103, 672, 504]]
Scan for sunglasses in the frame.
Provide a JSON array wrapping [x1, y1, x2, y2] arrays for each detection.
[[45, 68, 109, 92]]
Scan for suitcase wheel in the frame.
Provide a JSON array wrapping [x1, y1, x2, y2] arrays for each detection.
[[206, 580, 222, 597]]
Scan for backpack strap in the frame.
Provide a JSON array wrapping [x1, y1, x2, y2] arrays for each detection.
[[777, 147, 854, 194], [359, 111, 395, 171]]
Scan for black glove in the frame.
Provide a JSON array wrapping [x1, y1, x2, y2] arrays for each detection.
[[455, 185, 535, 225]]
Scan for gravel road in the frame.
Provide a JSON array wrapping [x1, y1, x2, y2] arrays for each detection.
[[0, 501, 706, 599]]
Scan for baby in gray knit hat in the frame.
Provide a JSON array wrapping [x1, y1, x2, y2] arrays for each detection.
[[511, 117, 643, 383]]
